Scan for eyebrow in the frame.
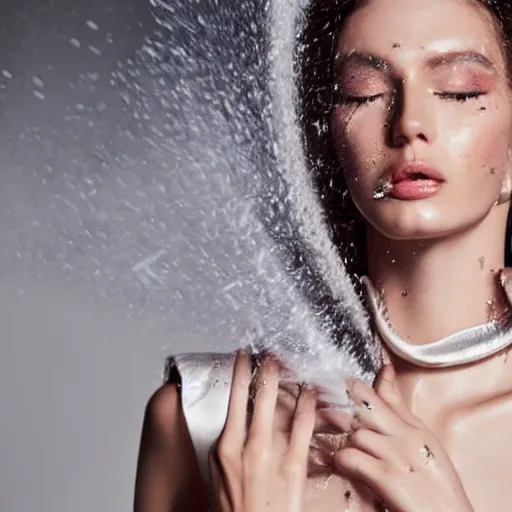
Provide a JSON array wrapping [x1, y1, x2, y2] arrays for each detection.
[[334, 51, 388, 74], [425, 50, 495, 71], [334, 50, 496, 75]]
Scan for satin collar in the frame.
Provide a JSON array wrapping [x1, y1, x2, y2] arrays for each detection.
[[362, 276, 512, 368]]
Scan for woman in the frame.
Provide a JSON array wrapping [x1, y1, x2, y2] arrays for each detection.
[[134, 0, 512, 510]]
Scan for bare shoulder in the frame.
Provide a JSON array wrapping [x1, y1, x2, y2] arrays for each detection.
[[134, 384, 208, 512], [143, 384, 184, 438]]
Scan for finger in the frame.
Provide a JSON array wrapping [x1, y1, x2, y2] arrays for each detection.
[[219, 350, 252, 452], [315, 404, 355, 434], [346, 379, 401, 435], [335, 448, 403, 511], [334, 447, 384, 487], [288, 386, 317, 462], [374, 365, 406, 414], [247, 355, 279, 444], [346, 428, 401, 465], [209, 444, 236, 510], [374, 365, 422, 428]]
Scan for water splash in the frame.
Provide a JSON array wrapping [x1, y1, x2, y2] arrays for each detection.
[[115, 0, 381, 406]]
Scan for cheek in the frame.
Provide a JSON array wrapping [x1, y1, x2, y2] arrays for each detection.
[[444, 111, 510, 191], [332, 108, 384, 176]]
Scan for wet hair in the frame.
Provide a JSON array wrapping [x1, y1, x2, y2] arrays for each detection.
[[297, 0, 512, 278]]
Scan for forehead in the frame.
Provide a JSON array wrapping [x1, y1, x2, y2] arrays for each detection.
[[337, 0, 506, 72]]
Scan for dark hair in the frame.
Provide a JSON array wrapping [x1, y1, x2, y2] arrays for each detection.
[[297, 0, 512, 279]]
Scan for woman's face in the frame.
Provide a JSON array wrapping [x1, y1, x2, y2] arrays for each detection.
[[332, 0, 512, 241]]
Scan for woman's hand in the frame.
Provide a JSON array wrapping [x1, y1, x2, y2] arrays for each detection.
[[209, 351, 316, 512], [332, 365, 474, 512]]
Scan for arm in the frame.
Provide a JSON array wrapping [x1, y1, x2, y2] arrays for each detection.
[[134, 384, 208, 512]]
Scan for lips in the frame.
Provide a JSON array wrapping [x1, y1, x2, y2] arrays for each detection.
[[388, 162, 445, 200]]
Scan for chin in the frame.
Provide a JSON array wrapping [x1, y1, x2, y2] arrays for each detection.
[[363, 204, 470, 242], [354, 191, 501, 243]]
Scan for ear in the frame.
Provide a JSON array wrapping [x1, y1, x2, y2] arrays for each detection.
[[497, 146, 512, 205]]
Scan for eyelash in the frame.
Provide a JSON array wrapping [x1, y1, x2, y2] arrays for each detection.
[[336, 91, 485, 106], [433, 91, 485, 102], [335, 93, 383, 105]]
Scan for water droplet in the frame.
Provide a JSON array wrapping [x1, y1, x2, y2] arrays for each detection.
[[32, 75, 44, 88], [88, 45, 102, 56], [86, 20, 100, 31], [402, 290, 408, 297], [69, 38, 81, 49], [2, 69, 12, 79]]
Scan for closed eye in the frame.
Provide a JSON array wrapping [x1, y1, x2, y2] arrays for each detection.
[[335, 93, 384, 106], [433, 91, 485, 102]]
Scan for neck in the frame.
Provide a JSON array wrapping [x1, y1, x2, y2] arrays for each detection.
[[366, 204, 510, 345]]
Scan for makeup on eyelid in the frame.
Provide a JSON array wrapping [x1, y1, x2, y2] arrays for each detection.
[[336, 69, 494, 100], [336, 53, 497, 98], [433, 72, 494, 92]]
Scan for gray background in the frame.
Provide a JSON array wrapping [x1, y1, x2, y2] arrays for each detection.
[[0, 1, 202, 510]]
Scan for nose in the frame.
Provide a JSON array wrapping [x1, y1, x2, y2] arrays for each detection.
[[388, 81, 436, 148]]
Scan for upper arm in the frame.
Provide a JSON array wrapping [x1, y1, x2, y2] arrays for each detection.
[[134, 384, 208, 512]]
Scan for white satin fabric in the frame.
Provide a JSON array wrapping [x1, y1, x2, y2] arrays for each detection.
[[362, 277, 512, 368], [170, 352, 236, 486]]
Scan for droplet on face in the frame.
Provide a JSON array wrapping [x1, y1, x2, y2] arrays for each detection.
[[402, 290, 408, 297], [373, 179, 392, 200]]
